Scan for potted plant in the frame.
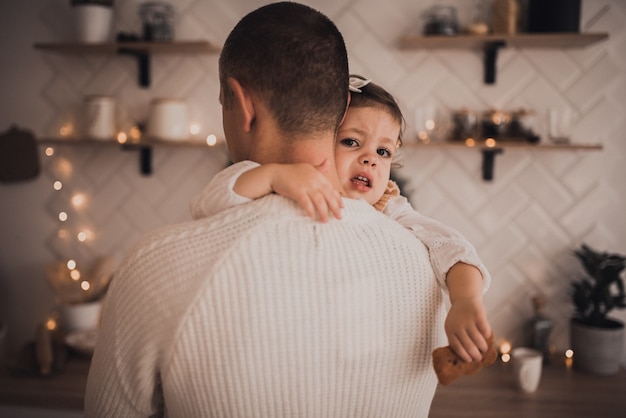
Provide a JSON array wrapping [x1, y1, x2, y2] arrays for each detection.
[[569, 243, 626, 375], [70, 0, 115, 43]]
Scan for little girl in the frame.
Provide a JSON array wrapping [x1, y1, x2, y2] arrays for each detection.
[[190, 75, 492, 362]]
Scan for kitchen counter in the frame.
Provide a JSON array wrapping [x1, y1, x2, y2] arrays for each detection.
[[1, 355, 625, 416], [430, 359, 626, 417], [0, 354, 89, 410]]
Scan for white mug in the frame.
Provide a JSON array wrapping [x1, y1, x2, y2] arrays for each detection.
[[512, 347, 543, 393], [84, 95, 116, 140]]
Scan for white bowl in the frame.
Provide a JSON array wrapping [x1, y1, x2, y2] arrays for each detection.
[[65, 329, 99, 357]]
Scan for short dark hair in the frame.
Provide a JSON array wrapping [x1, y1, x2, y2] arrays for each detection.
[[348, 75, 405, 146], [219, 2, 349, 136]]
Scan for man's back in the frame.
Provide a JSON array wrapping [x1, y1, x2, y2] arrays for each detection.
[[86, 196, 445, 417]]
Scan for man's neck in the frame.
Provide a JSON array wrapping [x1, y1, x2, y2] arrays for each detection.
[[251, 134, 344, 195]]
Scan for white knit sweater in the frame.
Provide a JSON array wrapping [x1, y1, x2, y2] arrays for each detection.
[[190, 161, 491, 293], [86, 195, 446, 417]]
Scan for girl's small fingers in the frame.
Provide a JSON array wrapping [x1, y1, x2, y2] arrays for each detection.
[[311, 193, 330, 223], [449, 337, 472, 363]]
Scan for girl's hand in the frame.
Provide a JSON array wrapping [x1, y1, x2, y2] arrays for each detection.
[[444, 295, 491, 363], [270, 161, 343, 222]]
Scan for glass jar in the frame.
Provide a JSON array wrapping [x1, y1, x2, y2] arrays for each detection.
[[139, 1, 175, 41]]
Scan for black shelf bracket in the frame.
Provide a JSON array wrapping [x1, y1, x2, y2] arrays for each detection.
[[484, 41, 506, 84], [120, 144, 153, 175], [481, 148, 504, 181], [117, 47, 151, 87]]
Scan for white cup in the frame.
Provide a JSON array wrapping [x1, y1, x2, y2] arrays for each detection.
[[512, 347, 543, 393], [84, 95, 116, 140], [546, 107, 573, 144]]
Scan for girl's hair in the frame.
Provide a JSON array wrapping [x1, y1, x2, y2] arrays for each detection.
[[348, 74, 405, 146]]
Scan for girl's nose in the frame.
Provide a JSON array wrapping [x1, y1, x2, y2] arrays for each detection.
[[360, 153, 376, 166]]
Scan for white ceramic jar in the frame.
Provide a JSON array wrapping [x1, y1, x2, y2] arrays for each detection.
[[146, 98, 190, 141], [84, 95, 116, 140], [73, 4, 114, 43]]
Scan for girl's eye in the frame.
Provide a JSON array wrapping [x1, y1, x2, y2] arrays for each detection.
[[377, 148, 392, 158], [340, 138, 359, 147]]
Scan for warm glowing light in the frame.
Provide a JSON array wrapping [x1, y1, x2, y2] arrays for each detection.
[[59, 211, 68, 222], [45, 147, 55, 157], [129, 126, 142, 141], [53, 181, 63, 191], [57, 229, 69, 239], [70, 269, 81, 281], [56, 158, 73, 178], [501, 353, 511, 363], [417, 131, 430, 143], [46, 317, 58, 331], [565, 349, 574, 359], [500, 341, 512, 354], [206, 134, 217, 146], [465, 137, 476, 147], [59, 124, 74, 137], [425, 119, 435, 130], [71, 193, 87, 209], [117, 132, 128, 144], [485, 138, 497, 148], [190, 123, 201, 135], [67, 259, 77, 270], [77, 229, 94, 242], [80, 281, 91, 291]]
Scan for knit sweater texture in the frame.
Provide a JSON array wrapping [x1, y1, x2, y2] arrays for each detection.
[[86, 194, 446, 417], [189, 161, 491, 293]]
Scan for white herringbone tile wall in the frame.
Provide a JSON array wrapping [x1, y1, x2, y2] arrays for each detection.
[[1, 0, 625, 362]]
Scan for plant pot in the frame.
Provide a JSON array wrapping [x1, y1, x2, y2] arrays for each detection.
[[73, 4, 113, 43], [570, 318, 624, 376]]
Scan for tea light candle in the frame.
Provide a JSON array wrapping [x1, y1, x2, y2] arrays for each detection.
[[565, 349, 574, 369], [499, 340, 512, 363]]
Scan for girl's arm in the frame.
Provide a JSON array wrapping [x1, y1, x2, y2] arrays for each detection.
[[383, 194, 492, 362], [383, 194, 491, 293], [189, 160, 260, 220], [190, 160, 343, 222]]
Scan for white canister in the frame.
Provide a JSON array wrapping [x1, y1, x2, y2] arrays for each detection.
[[84, 95, 116, 140], [73, 4, 114, 43], [147, 98, 190, 141]]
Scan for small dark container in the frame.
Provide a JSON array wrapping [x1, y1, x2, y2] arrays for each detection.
[[527, 0, 581, 33]]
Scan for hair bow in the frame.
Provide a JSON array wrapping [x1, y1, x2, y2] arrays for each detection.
[[349, 76, 372, 93]]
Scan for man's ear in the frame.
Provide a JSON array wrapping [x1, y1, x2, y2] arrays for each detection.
[[227, 77, 255, 132]]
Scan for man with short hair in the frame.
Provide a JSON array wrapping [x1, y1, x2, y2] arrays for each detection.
[[86, 3, 447, 417]]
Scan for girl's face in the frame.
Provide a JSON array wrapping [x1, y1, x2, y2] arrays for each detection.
[[335, 106, 400, 205]]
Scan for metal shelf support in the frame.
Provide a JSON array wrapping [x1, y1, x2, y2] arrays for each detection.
[[484, 41, 506, 84]]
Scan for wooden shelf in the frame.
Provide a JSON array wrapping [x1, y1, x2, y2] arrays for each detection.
[[34, 40, 220, 87], [33, 40, 220, 54], [38, 138, 225, 176], [398, 32, 609, 84], [404, 141, 603, 150], [398, 32, 608, 50], [402, 140, 603, 181], [38, 137, 218, 148]]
